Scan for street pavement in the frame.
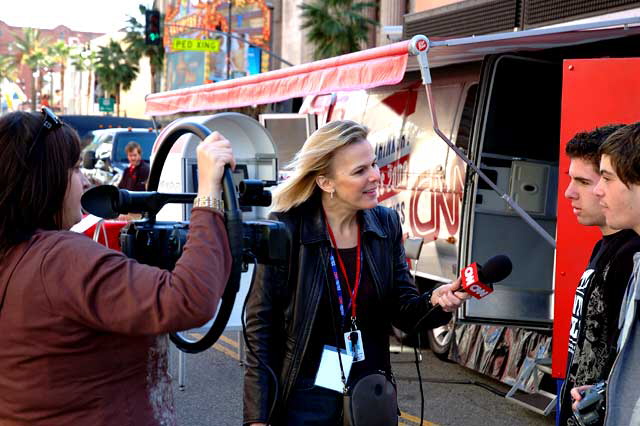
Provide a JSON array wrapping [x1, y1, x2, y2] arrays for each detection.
[[170, 332, 555, 426]]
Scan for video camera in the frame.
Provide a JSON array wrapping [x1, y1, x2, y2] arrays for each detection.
[[81, 116, 290, 353], [82, 182, 286, 270]]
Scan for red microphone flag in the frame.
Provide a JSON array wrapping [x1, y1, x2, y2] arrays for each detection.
[[460, 262, 493, 299]]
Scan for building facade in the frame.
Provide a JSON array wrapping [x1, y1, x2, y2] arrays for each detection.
[[154, 0, 275, 91]]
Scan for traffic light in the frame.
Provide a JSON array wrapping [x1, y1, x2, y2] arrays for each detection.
[[145, 10, 162, 45]]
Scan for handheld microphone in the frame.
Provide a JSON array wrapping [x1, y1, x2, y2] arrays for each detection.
[[459, 255, 512, 299]]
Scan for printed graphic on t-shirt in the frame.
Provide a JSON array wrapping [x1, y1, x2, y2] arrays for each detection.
[[571, 283, 609, 385], [568, 269, 595, 355]]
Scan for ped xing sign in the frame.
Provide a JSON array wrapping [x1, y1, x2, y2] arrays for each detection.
[[172, 38, 221, 52]]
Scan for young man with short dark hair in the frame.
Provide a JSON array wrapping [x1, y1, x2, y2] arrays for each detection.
[[592, 122, 640, 426], [558, 125, 640, 426], [118, 141, 150, 191]]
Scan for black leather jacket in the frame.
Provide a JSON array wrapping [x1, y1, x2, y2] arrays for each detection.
[[243, 196, 451, 424]]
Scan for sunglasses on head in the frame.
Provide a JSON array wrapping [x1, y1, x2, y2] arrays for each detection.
[[27, 107, 62, 158]]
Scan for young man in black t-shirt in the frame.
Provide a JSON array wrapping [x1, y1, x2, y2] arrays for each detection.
[[559, 125, 640, 426]]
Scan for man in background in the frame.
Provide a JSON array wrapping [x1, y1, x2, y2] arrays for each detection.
[[118, 141, 149, 192], [559, 125, 640, 426]]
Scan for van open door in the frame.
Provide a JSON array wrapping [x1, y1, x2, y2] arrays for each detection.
[[459, 54, 563, 327]]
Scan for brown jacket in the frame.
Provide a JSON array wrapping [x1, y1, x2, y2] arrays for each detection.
[[0, 209, 231, 425]]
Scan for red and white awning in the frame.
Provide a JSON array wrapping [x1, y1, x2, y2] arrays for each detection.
[[145, 41, 410, 116]]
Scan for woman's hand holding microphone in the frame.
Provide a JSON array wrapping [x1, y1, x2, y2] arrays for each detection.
[[430, 277, 470, 312]]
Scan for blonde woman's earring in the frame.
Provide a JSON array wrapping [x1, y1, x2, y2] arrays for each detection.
[[330, 190, 335, 199]]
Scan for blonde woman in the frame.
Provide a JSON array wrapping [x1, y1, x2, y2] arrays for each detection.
[[243, 120, 468, 425]]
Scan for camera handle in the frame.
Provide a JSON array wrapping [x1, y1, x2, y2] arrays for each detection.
[[147, 120, 243, 353]]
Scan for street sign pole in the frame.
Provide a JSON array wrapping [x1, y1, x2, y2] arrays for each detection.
[[227, 1, 232, 80]]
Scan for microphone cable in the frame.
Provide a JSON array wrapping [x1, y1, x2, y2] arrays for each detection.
[[401, 292, 440, 426], [401, 289, 451, 426], [240, 254, 279, 425], [412, 345, 425, 426], [397, 291, 506, 426]]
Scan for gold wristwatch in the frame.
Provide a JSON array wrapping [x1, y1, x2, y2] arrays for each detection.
[[192, 196, 224, 212]]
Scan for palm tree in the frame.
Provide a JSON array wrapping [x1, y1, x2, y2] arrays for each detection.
[[48, 41, 71, 112], [0, 55, 18, 80], [27, 51, 51, 107], [12, 28, 51, 110], [124, 4, 164, 93], [0, 54, 19, 111], [94, 39, 139, 115], [71, 49, 96, 114], [299, 0, 378, 60]]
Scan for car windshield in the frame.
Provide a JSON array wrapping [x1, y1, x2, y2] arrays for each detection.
[[114, 132, 157, 163]]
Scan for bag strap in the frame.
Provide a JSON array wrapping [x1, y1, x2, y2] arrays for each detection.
[[92, 219, 109, 249]]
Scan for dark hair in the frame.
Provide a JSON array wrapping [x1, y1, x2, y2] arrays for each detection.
[[125, 141, 142, 154], [599, 122, 640, 186], [565, 124, 625, 171], [0, 111, 81, 254]]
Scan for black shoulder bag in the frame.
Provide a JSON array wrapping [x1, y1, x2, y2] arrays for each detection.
[[342, 370, 398, 426]]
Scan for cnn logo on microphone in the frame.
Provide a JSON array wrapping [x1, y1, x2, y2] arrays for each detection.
[[461, 263, 493, 299]]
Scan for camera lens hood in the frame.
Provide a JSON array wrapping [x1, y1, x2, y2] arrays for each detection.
[[81, 185, 121, 219]]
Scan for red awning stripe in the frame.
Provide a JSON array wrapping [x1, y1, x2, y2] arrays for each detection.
[[145, 40, 410, 116]]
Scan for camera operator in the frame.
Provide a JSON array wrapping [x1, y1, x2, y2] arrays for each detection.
[[0, 109, 234, 425], [558, 126, 640, 426], [243, 120, 468, 425], [591, 122, 640, 426]]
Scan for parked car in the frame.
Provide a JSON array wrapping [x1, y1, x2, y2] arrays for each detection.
[[60, 115, 155, 142], [81, 128, 157, 186]]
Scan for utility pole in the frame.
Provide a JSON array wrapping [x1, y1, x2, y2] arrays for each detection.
[[226, 0, 232, 80]]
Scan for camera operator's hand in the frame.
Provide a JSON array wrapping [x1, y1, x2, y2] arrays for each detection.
[[430, 277, 470, 312], [197, 131, 236, 199], [571, 384, 594, 410]]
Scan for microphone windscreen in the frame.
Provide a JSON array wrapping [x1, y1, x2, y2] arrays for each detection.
[[480, 255, 512, 283]]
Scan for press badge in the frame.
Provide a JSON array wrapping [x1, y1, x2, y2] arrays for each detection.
[[344, 330, 365, 362], [314, 345, 353, 392]]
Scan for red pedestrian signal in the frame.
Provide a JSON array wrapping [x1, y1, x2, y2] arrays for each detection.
[[145, 10, 162, 45]]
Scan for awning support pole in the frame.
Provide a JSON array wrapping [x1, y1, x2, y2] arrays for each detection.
[[409, 35, 556, 248]]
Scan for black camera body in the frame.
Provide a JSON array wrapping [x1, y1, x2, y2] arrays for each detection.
[[573, 381, 607, 426], [82, 181, 290, 271], [120, 216, 289, 271], [120, 221, 188, 270]]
